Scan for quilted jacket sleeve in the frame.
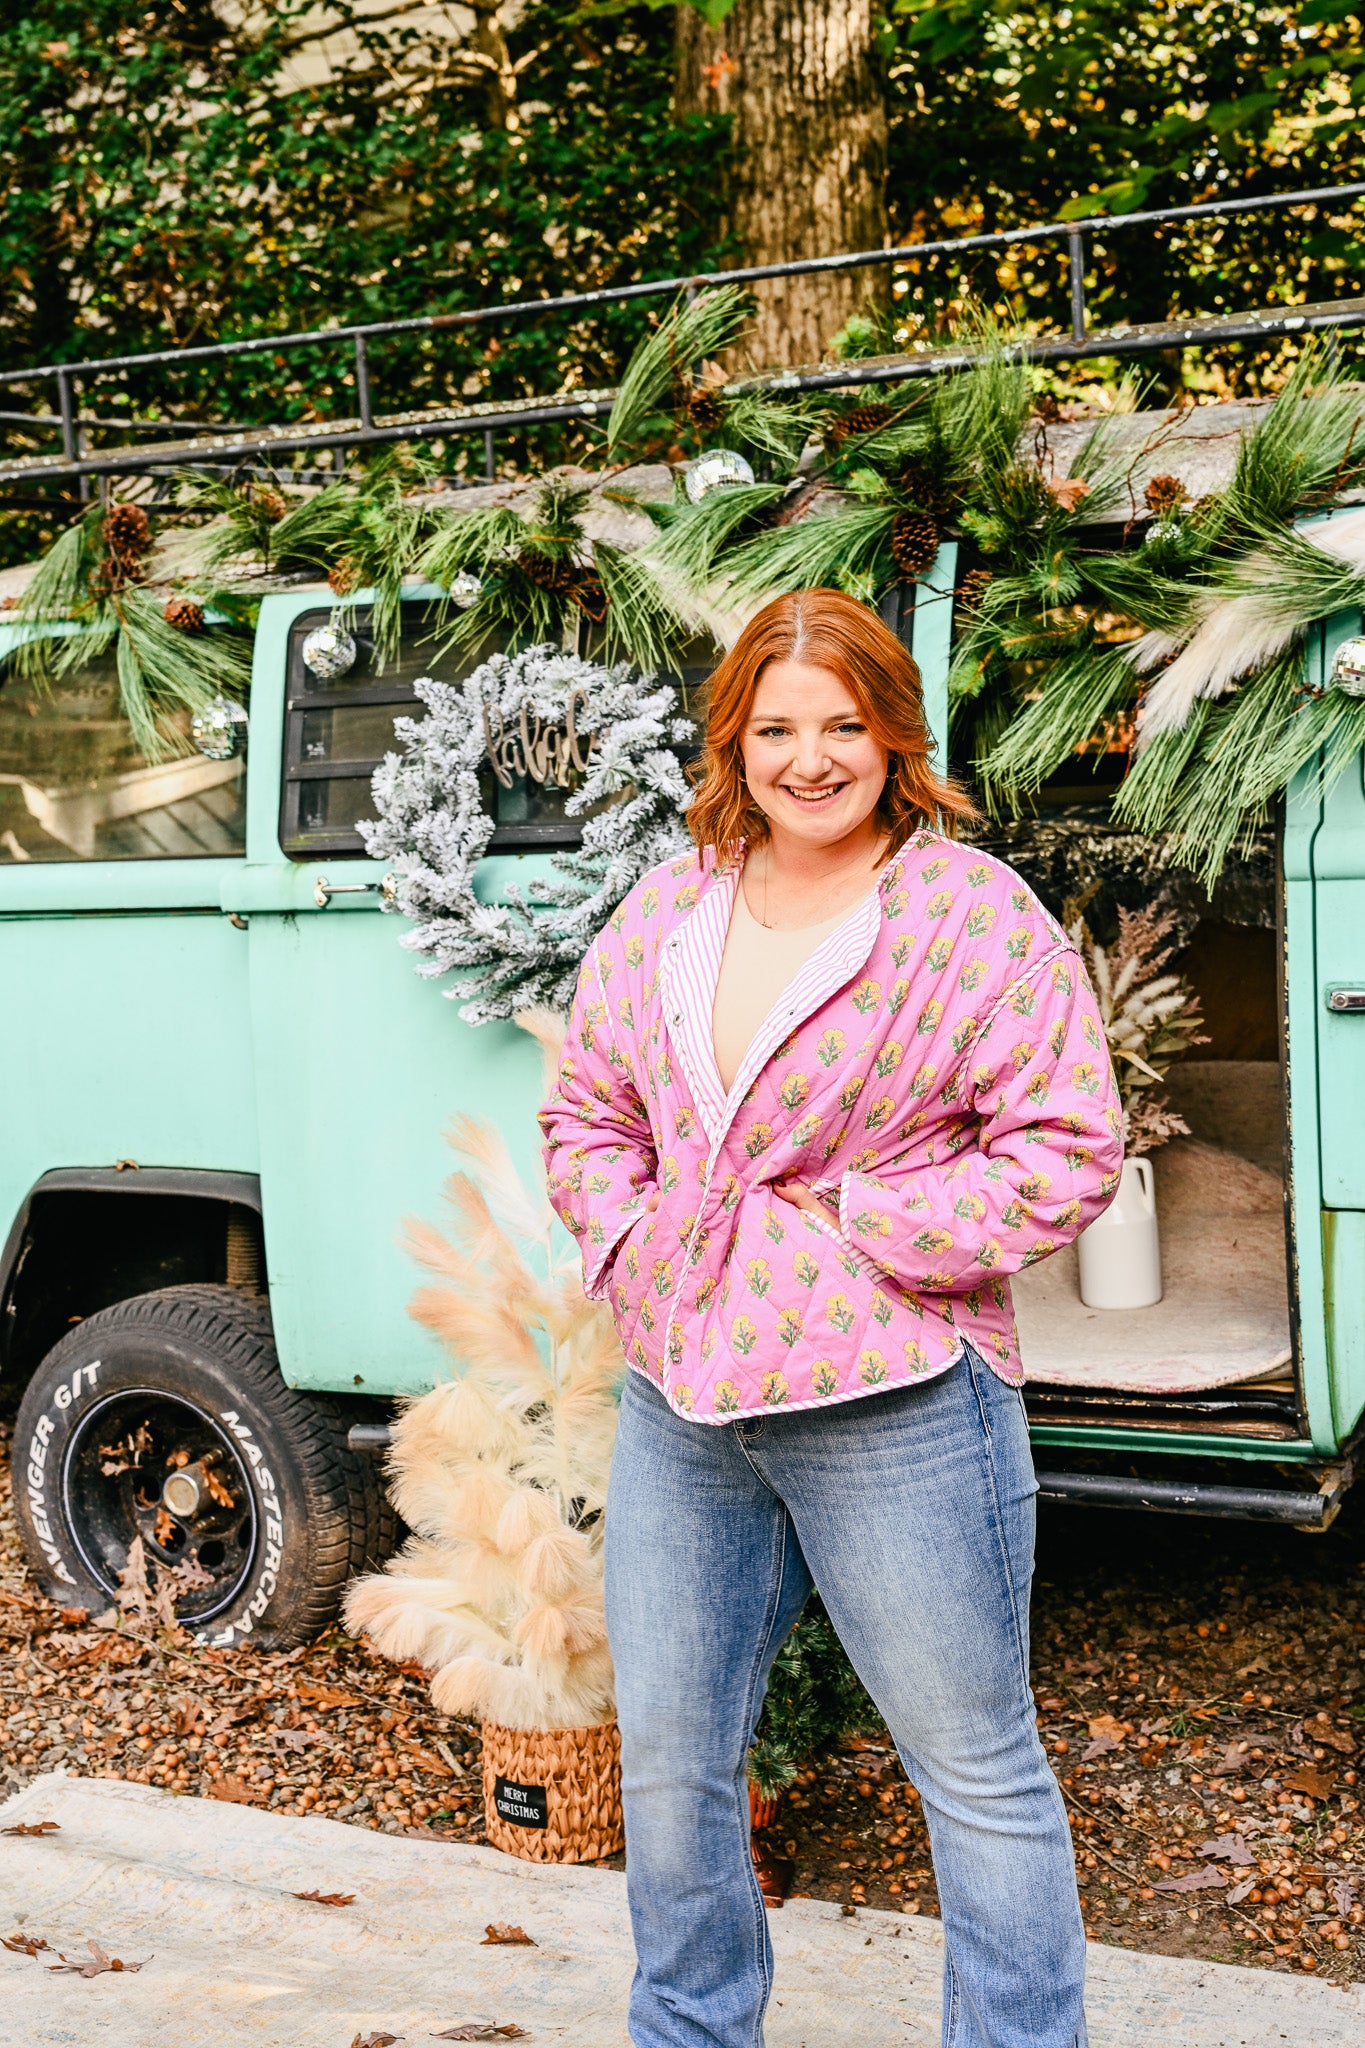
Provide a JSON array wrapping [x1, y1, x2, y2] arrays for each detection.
[[837, 945, 1123, 1294], [540, 938, 658, 1301]]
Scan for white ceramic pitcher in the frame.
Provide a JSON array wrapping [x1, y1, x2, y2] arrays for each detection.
[[1077, 1155, 1162, 1309]]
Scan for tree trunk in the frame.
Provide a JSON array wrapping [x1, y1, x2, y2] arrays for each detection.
[[675, 0, 888, 370]]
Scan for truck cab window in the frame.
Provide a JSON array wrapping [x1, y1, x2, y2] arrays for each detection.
[[0, 650, 247, 863]]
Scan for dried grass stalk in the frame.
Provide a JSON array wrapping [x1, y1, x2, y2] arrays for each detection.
[[345, 1010, 623, 1730]]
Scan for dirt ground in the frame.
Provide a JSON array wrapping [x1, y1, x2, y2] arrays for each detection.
[[0, 1420, 1360, 1990]]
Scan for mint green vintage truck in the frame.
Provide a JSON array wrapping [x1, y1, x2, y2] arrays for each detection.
[[1, 550, 1362, 1647]]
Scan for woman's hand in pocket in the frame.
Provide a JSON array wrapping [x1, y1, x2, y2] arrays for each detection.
[[773, 1180, 825, 1219]]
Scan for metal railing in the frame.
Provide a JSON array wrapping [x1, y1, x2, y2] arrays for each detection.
[[2, 180, 1363, 489]]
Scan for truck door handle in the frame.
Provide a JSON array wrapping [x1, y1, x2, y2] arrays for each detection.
[[313, 873, 398, 910], [1325, 987, 1365, 1013]]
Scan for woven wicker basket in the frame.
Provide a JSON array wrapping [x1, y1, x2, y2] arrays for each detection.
[[481, 1716, 624, 1863]]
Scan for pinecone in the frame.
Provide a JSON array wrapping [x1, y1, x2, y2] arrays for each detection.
[[245, 483, 288, 524], [1143, 472, 1187, 516], [890, 509, 939, 579], [103, 501, 152, 566], [163, 595, 205, 633], [829, 402, 894, 446], [327, 557, 358, 596], [518, 550, 575, 594], [956, 567, 994, 616], [897, 459, 951, 516], [687, 389, 725, 431], [569, 570, 608, 624]]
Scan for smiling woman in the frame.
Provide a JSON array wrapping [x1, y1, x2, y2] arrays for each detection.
[[542, 587, 1125, 2048]]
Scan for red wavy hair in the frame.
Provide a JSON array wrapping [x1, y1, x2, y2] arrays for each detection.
[[687, 588, 977, 860]]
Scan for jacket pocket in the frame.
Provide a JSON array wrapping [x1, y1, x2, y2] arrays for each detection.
[[607, 1205, 682, 1373]]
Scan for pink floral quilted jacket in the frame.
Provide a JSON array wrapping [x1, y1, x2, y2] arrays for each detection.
[[540, 829, 1123, 1425]]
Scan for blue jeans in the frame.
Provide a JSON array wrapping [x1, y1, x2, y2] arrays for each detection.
[[604, 1349, 1087, 2048]]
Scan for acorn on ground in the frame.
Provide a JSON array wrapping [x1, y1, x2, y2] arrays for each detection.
[[890, 509, 939, 579], [163, 595, 205, 632]]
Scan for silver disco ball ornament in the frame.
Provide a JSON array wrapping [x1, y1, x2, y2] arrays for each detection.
[[191, 693, 248, 761], [684, 449, 756, 504], [301, 621, 357, 680], [1328, 635, 1365, 697], [449, 570, 483, 609]]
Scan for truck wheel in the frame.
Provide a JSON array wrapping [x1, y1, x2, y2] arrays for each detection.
[[12, 1284, 394, 1649]]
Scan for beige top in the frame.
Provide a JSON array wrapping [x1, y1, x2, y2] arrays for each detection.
[[712, 879, 848, 1094]]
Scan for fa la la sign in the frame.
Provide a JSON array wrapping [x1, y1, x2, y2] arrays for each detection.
[[482, 686, 597, 790]]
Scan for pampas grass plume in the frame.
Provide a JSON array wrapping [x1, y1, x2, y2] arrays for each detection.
[[344, 1011, 623, 1731]]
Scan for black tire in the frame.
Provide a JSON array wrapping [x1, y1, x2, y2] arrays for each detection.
[[12, 1284, 395, 1649]]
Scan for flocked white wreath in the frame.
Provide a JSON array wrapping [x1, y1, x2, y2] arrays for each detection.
[[360, 645, 695, 1024]]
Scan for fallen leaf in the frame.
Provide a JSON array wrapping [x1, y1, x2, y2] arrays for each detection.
[[49, 1939, 148, 1977], [1312, 1722, 1356, 1755], [1226, 1877, 1256, 1905], [480, 1924, 535, 1946], [1081, 1732, 1120, 1762], [1282, 1765, 1335, 1801], [431, 2028, 527, 2042], [1, 1934, 50, 1956], [1331, 1877, 1357, 1917], [293, 1889, 354, 1907], [296, 1680, 361, 1709], [206, 1775, 267, 1805], [403, 1744, 454, 1778], [1152, 1865, 1226, 1893], [1199, 1835, 1254, 1865], [351, 2034, 401, 2047], [2, 1821, 59, 1837], [1087, 1714, 1127, 1742]]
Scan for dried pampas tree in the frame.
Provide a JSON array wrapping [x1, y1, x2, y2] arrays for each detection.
[[345, 1009, 623, 1733]]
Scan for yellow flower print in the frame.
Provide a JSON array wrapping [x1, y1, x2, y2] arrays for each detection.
[[1000, 1200, 1029, 1230], [624, 1242, 641, 1280], [608, 906, 627, 934], [715, 1379, 741, 1413], [908, 1061, 938, 1099], [816, 1028, 847, 1067], [926, 890, 954, 920], [904, 1339, 931, 1375], [884, 890, 909, 918], [864, 1094, 894, 1131], [873, 1040, 903, 1078], [673, 1384, 695, 1413], [793, 1250, 821, 1288], [701, 1329, 717, 1362], [838, 1075, 865, 1111], [1065, 1145, 1094, 1171], [916, 999, 944, 1036], [849, 1146, 878, 1171], [591, 1076, 613, 1103], [658, 1155, 681, 1192], [858, 1349, 890, 1385], [821, 1125, 848, 1158], [886, 976, 911, 1014], [761, 1369, 790, 1407], [950, 1019, 978, 1056], [1052, 961, 1075, 995], [1010, 888, 1030, 914], [763, 1207, 787, 1243], [1009, 983, 1037, 1018], [625, 935, 645, 968], [911, 1226, 953, 1256], [1052, 1198, 1082, 1231], [1070, 1060, 1101, 1097], [810, 1359, 839, 1397], [925, 935, 952, 973], [825, 1293, 857, 1334], [870, 1288, 895, 1328], [920, 1268, 955, 1290], [676, 883, 699, 911], [1050, 1017, 1069, 1057], [1018, 1169, 1053, 1200], [852, 1208, 892, 1240], [587, 1171, 611, 1196], [1005, 925, 1033, 960], [745, 1257, 773, 1297], [959, 957, 988, 993], [920, 857, 950, 884], [731, 1313, 759, 1355], [1011, 1041, 1035, 1074], [652, 1259, 676, 1299], [640, 886, 660, 917], [976, 1238, 1002, 1270], [744, 1122, 774, 1158], [1022, 1236, 1056, 1266], [953, 1191, 987, 1222], [640, 1300, 657, 1332], [964, 1287, 982, 1315], [1024, 1073, 1052, 1106], [631, 1337, 649, 1368], [721, 1175, 742, 1212], [779, 1072, 811, 1110], [792, 1112, 822, 1147], [851, 977, 882, 1015], [676, 1106, 696, 1138], [965, 903, 996, 938], [966, 862, 992, 888], [777, 1306, 805, 1347], [692, 1276, 718, 1311]]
